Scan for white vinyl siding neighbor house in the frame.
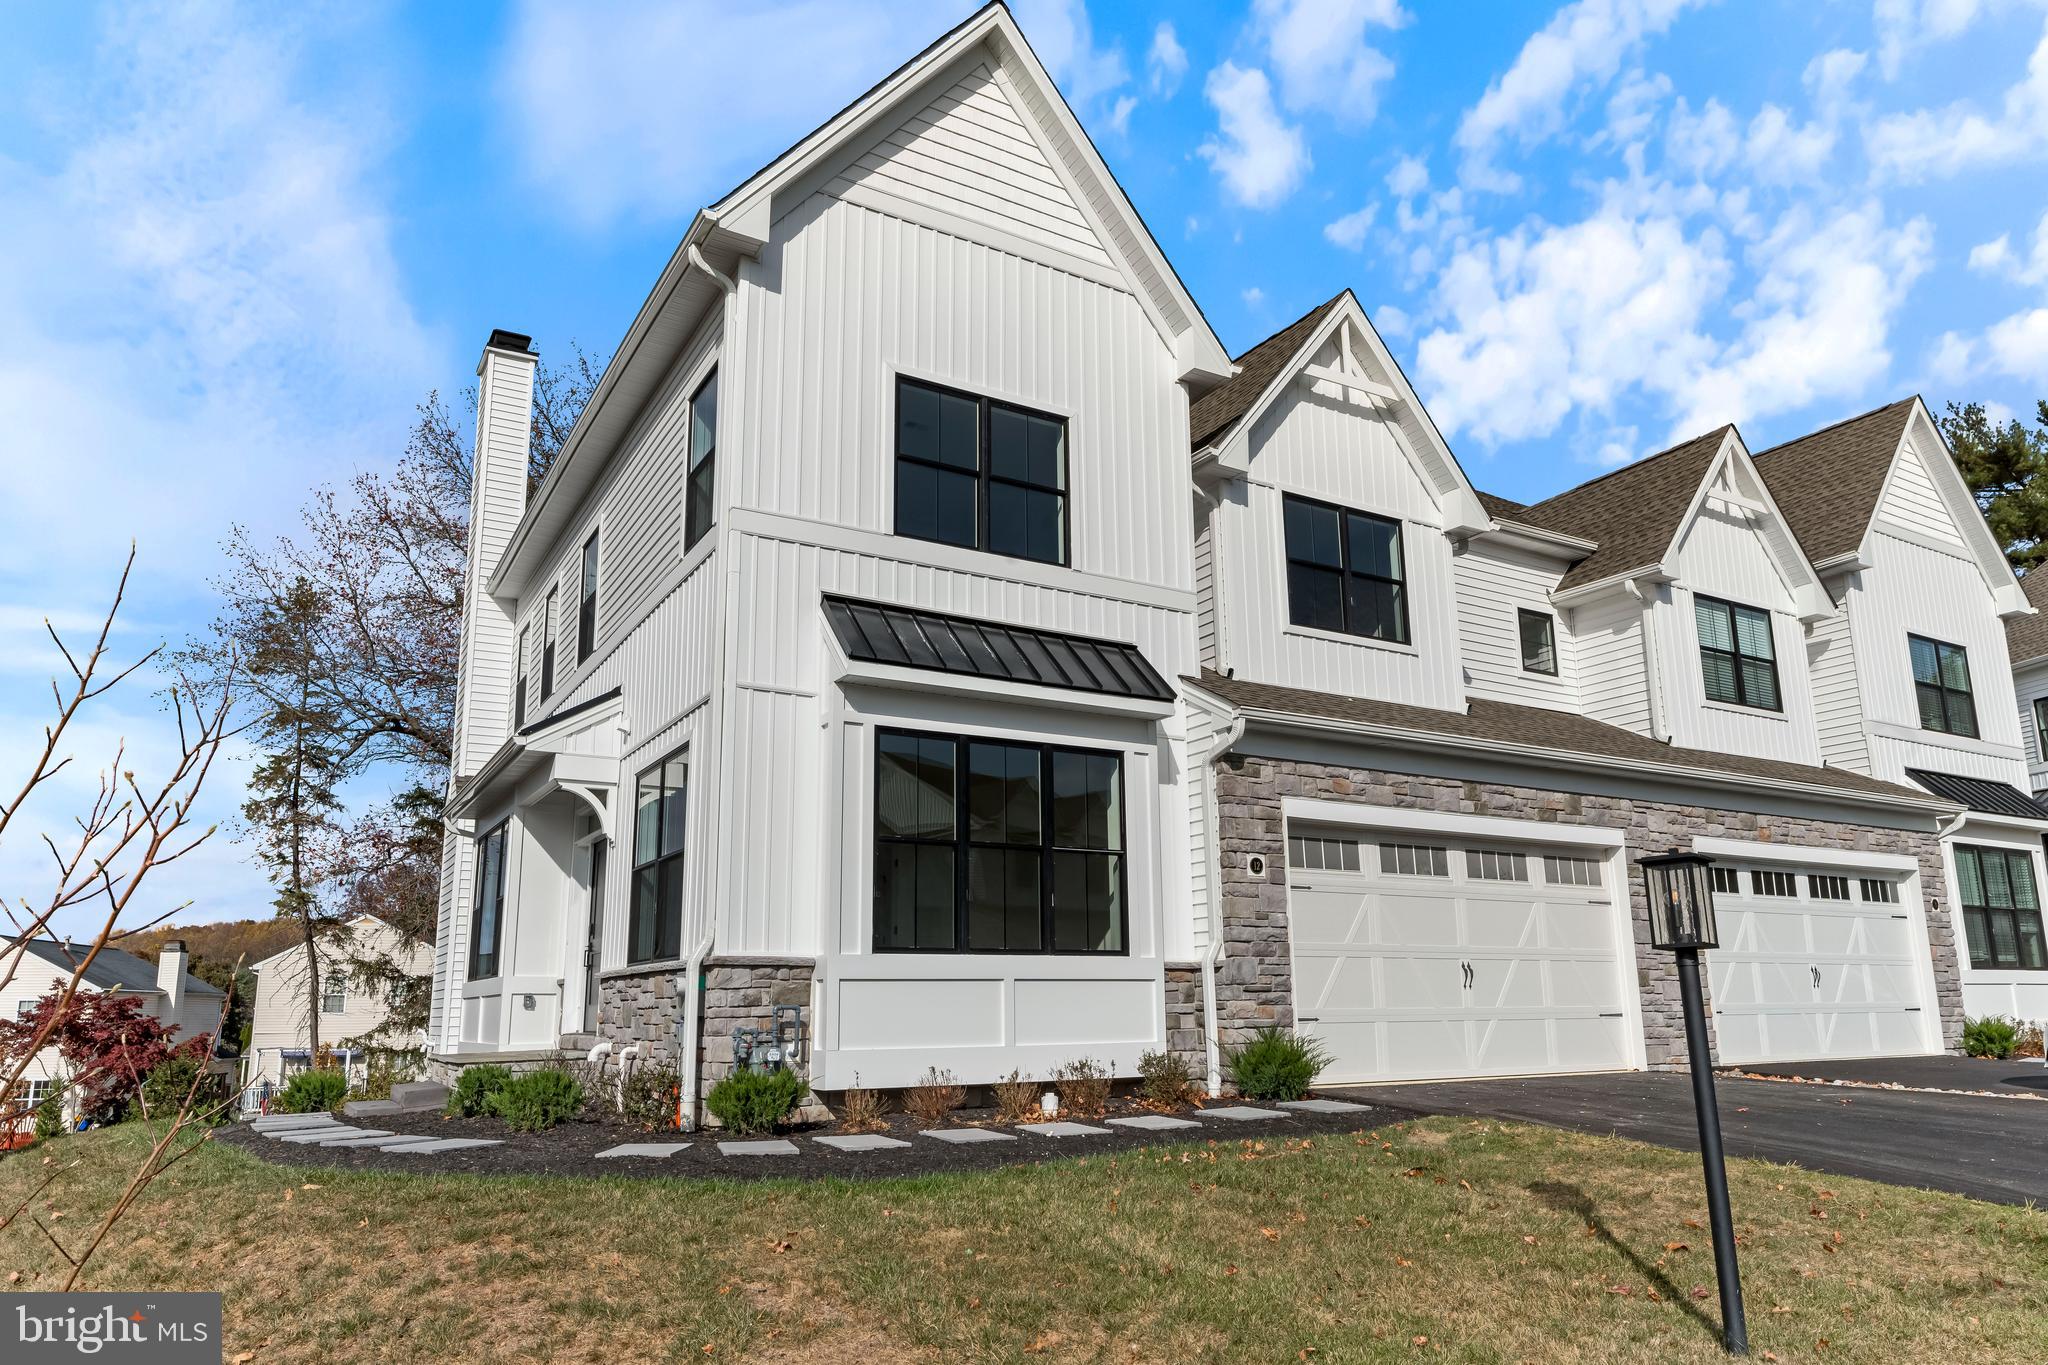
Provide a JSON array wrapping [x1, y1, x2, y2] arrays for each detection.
[[241, 914, 432, 1100]]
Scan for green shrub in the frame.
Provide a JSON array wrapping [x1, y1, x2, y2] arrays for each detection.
[[1963, 1015, 2022, 1060], [446, 1064, 514, 1118], [1137, 1049, 1194, 1108], [34, 1090, 64, 1140], [705, 1066, 807, 1136], [271, 1069, 348, 1115], [1225, 1027, 1331, 1102], [488, 1068, 584, 1133], [618, 1063, 681, 1131], [139, 1053, 229, 1122]]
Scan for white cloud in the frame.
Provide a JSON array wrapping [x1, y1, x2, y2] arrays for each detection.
[[1666, 98, 1740, 177], [1743, 105, 1835, 184], [1324, 202, 1379, 250], [1984, 308, 2048, 381], [1010, 0, 1131, 109], [1387, 154, 1431, 198], [1601, 69, 1672, 146], [1865, 19, 2048, 180], [1805, 47, 1869, 116], [1148, 21, 1188, 97], [1875, 0, 1985, 80], [1253, 0, 1410, 124], [1971, 211, 2048, 284], [1455, 0, 1707, 192], [1243, 286, 1268, 308], [1197, 63, 1312, 208], [1374, 303, 1413, 338]]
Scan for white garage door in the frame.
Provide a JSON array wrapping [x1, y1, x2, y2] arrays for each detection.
[[1285, 828, 1635, 1085], [1707, 864, 1934, 1065]]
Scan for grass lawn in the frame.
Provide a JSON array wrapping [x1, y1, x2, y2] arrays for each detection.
[[1, 1116, 2043, 1364]]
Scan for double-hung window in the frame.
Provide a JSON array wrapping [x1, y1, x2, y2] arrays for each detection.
[[321, 976, 346, 1014], [1909, 635, 1977, 737], [1281, 494, 1408, 643], [685, 370, 717, 550], [514, 625, 530, 729], [1518, 609, 1557, 675], [2034, 697, 2048, 761], [1955, 844, 2046, 970], [894, 377, 1068, 566], [468, 823, 507, 980], [1695, 595, 1780, 710], [539, 588, 558, 703], [628, 750, 689, 963], [577, 530, 599, 664], [873, 729, 1124, 954]]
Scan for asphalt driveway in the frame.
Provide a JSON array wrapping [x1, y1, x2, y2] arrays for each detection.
[[1336, 1070, 2048, 1207]]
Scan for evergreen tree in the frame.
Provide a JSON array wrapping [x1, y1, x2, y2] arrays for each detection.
[[1940, 399, 2048, 572]]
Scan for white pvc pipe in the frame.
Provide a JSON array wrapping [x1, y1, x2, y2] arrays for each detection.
[[676, 932, 716, 1131]]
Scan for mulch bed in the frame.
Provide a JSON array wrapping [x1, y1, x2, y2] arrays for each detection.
[[212, 1094, 1419, 1183]]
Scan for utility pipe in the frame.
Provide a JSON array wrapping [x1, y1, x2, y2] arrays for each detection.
[[676, 931, 717, 1131]]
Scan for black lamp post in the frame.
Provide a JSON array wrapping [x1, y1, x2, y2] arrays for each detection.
[[1638, 848, 1749, 1357]]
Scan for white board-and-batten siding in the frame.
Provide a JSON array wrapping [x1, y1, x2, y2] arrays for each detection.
[[1454, 541, 1578, 710]]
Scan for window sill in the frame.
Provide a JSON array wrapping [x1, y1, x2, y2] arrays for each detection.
[[1702, 699, 1789, 723], [1283, 624, 1420, 657]]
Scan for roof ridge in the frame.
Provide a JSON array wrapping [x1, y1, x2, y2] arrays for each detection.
[[1517, 424, 1732, 517], [1229, 289, 1350, 364], [1753, 396, 1917, 460]]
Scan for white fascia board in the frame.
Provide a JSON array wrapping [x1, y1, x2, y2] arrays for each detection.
[[1281, 798, 1627, 849], [1946, 808, 2048, 836], [1866, 400, 2025, 611], [1688, 835, 1920, 873], [1476, 519, 1597, 559], [1550, 565, 1666, 609], [1677, 430, 1832, 621]]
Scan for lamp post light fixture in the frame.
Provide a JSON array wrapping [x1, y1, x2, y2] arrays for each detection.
[[1639, 848, 1749, 1357]]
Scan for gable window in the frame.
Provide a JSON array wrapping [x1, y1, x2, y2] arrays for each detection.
[[321, 976, 346, 1014], [1282, 494, 1408, 643], [468, 823, 507, 981], [577, 530, 599, 664], [685, 370, 718, 551], [540, 587, 558, 703], [629, 749, 689, 964], [894, 377, 1068, 566], [1695, 595, 1780, 711], [1518, 609, 1557, 675], [873, 729, 1124, 954], [1955, 844, 2046, 970], [514, 625, 530, 730], [1909, 635, 1977, 738]]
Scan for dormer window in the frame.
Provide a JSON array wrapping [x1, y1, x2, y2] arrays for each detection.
[[1518, 609, 1557, 675], [1910, 634, 1977, 738], [1282, 494, 1408, 644], [894, 377, 1068, 567], [1694, 595, 1779, 711]]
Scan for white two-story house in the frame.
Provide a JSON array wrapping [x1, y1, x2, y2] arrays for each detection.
[[429, 4, 2038, 1118]]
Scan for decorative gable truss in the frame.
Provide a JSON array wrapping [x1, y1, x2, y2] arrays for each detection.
[[1866, 400, 2031, 619], [1668, 430, 1835, 623]]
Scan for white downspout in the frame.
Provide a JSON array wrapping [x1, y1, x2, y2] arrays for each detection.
[[676, 931, 716, 1131], [1626, 578, 1669, 742], [1200, 708, 1247, 1097]]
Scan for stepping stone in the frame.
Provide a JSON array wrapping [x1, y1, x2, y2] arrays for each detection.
[[595, 1142, 693, 1159], [814, 1134, 911, 1152], [1107, 1114, 1204, 1131], [381, 1138, 503, 1153], [315, 1130, 393, 1145], [1019, 1121, 1112, 1138], [252, 1115, 339, 1131], [320, 1133, 416, 1147], [719, 1139, 799, 1156], [276, 1127, 369, 1144], [1200, 1106, 1289, 1121], [921, 1127, 1016, 1145], [1280, 1099, 1370, 1114]]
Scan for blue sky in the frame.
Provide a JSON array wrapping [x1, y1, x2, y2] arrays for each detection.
[[5, 0, 2047, 934]]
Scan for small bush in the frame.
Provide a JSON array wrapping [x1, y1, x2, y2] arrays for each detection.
[[34, 1090, 64, 1140], [1226, 1027, 1331, 1102], [705, 1066, 808, 1136], [837, 1082, 889, 1132], [489, 1068, 584, 1133], [271, 1069, 349, 1115], [2017, 1023, 2045, 1060], [1052, 1058, 1110, 1117], [139, 1052, 229, 1122], [618, 1063, 682, 1131], [1137, 1050, 1194, 1109], [902, 1067, 964, 1127], [1963, 1015, 2022, 1060], [446, 1064, 514, 1118], [992, 1071, 1041, 1124]]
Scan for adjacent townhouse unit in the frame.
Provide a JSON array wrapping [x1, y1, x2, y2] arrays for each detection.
[[240, 913, 433, 1106], [426, 3, 2042, 1120]]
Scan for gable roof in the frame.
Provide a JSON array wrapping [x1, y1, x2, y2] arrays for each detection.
[[1752, 399, 1917, 564], [1188, 295, 1343, 452], [1476, 491, 1526, 518], [10, 939, 224, 999], [2009, 570, 2048, 667], [1509, 428, 1733, 592]]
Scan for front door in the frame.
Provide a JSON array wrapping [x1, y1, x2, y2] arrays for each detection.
[[582, 842, 606, 1034]]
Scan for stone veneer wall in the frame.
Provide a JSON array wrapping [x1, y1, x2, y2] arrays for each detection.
[[699, 957, 815, 1088], [1162, 964, 1206, 1077], [1213, 754, 1964, 1067], [597, 967, 689, 1066]]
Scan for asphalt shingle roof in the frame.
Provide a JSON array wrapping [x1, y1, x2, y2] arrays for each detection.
[[1188, 295, 1344, 452], [1752, 399, 1918, 564], [10, 939, 224, 998], [2008, 569, 2048, 668], [1506, 428, 1733, 592]]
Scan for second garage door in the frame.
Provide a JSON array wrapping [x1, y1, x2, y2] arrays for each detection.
[[1285, 827, 1636, 1085]]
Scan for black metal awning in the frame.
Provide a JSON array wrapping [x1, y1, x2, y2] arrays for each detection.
[[823, 596, 1174, 702], [1905, 768, 2048, 820]]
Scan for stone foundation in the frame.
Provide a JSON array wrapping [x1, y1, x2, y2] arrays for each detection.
[[422, 1050, 568, 1087], [699, 956, 816, 1088], [597, 966, 689, 1067], [1163, 963, 1207, 1077], [1213, 754, 1964, 1067]]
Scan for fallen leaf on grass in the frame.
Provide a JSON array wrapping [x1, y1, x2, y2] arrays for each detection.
[[770, 1239, 792, 1253], [1225, 1265, 1239, 1276], [1024, 1332, 1062, 1354], [1691, 1287, 1710, 1301], [300, 1183, 321, 1190], [1261, 1228, 1280, 1241], [233, 1354, 255, 1364], [1395, 1257, 1413, 1268], [1411, 1336, 1428, 1347], [1522, 1236, 1537, 1245], [1607, 1285, 1632, 1296], [1683, 1219, 1703, 1230], [6, 1272, 19, 1284], [1664, 1242, 1689, 1252]]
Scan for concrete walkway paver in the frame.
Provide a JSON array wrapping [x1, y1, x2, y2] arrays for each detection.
[[1201, 1105, 1289, 1121], [815, 1134, 912, 1151], [596, 1142, 693, 1159], [380, 1138, 503, 1153], [921, 1128, 1016, 1144], [1280, 1099, 1369, 1114], [719, 1139, 800, 1156], [1107, 1114, 1202, 1130], [1019, 1121, 1111, 1138]]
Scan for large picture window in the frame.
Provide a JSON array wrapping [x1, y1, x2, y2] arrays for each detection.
[[894, 377, 1068, 566], [873, 729, 1124, 954], [577, 530, 599, 664], [1956, 844, 2046, 970], [468, 823, 507, 980], [1281, 494, 1408, 643], [629, 749, 689, 963], [1910, 634, 1977, 737], [685, 370, 717, 551], [1694, 595, 1780, 711]]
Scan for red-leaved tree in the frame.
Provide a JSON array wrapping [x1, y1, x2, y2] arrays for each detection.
[[0, 989, 211, 1123]]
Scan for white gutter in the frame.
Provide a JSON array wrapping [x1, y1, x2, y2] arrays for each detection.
[[676, 931, 717, 1131]]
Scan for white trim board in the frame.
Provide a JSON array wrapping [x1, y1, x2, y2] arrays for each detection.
[[1280, 799, 1628, 850], [1688, 836, 1919, 873]]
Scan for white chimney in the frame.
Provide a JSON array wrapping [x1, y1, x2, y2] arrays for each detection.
[[454, 329, 538, 775], [158, 939, 189, 1015]]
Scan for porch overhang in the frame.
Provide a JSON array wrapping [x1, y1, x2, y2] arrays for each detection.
[[446, 689, 626, 841]]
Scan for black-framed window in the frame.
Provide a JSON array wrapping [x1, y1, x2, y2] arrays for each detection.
[[1518, 608, 1557, 675], [685, 370, 717, 551], [514, 625, 529, 729], [1282, 494, 1408, 643], [628, 749, 688, 963], [1955, 844, 2046, 970], [1695, 595, 1780, 711], [1910, 634, 1977, 737], [2034, 697, 2048, 759], [1809, 874, 1850, 901], [894, 376, 1068, 566], [577, 530, 599, 664], [1751, 869, 1796, 897], [1711, 865, 1741, 895], [873, 728, 1123, 954], [468, 822, 507, 980], [539, 587, 558, 703]]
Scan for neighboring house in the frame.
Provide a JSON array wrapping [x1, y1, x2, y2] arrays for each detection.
[[241, 914, 432, 1101], [1, 938, 224, 1121], [426, 4, 2041, 1118], [2003, 569, 2048, 1022]]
